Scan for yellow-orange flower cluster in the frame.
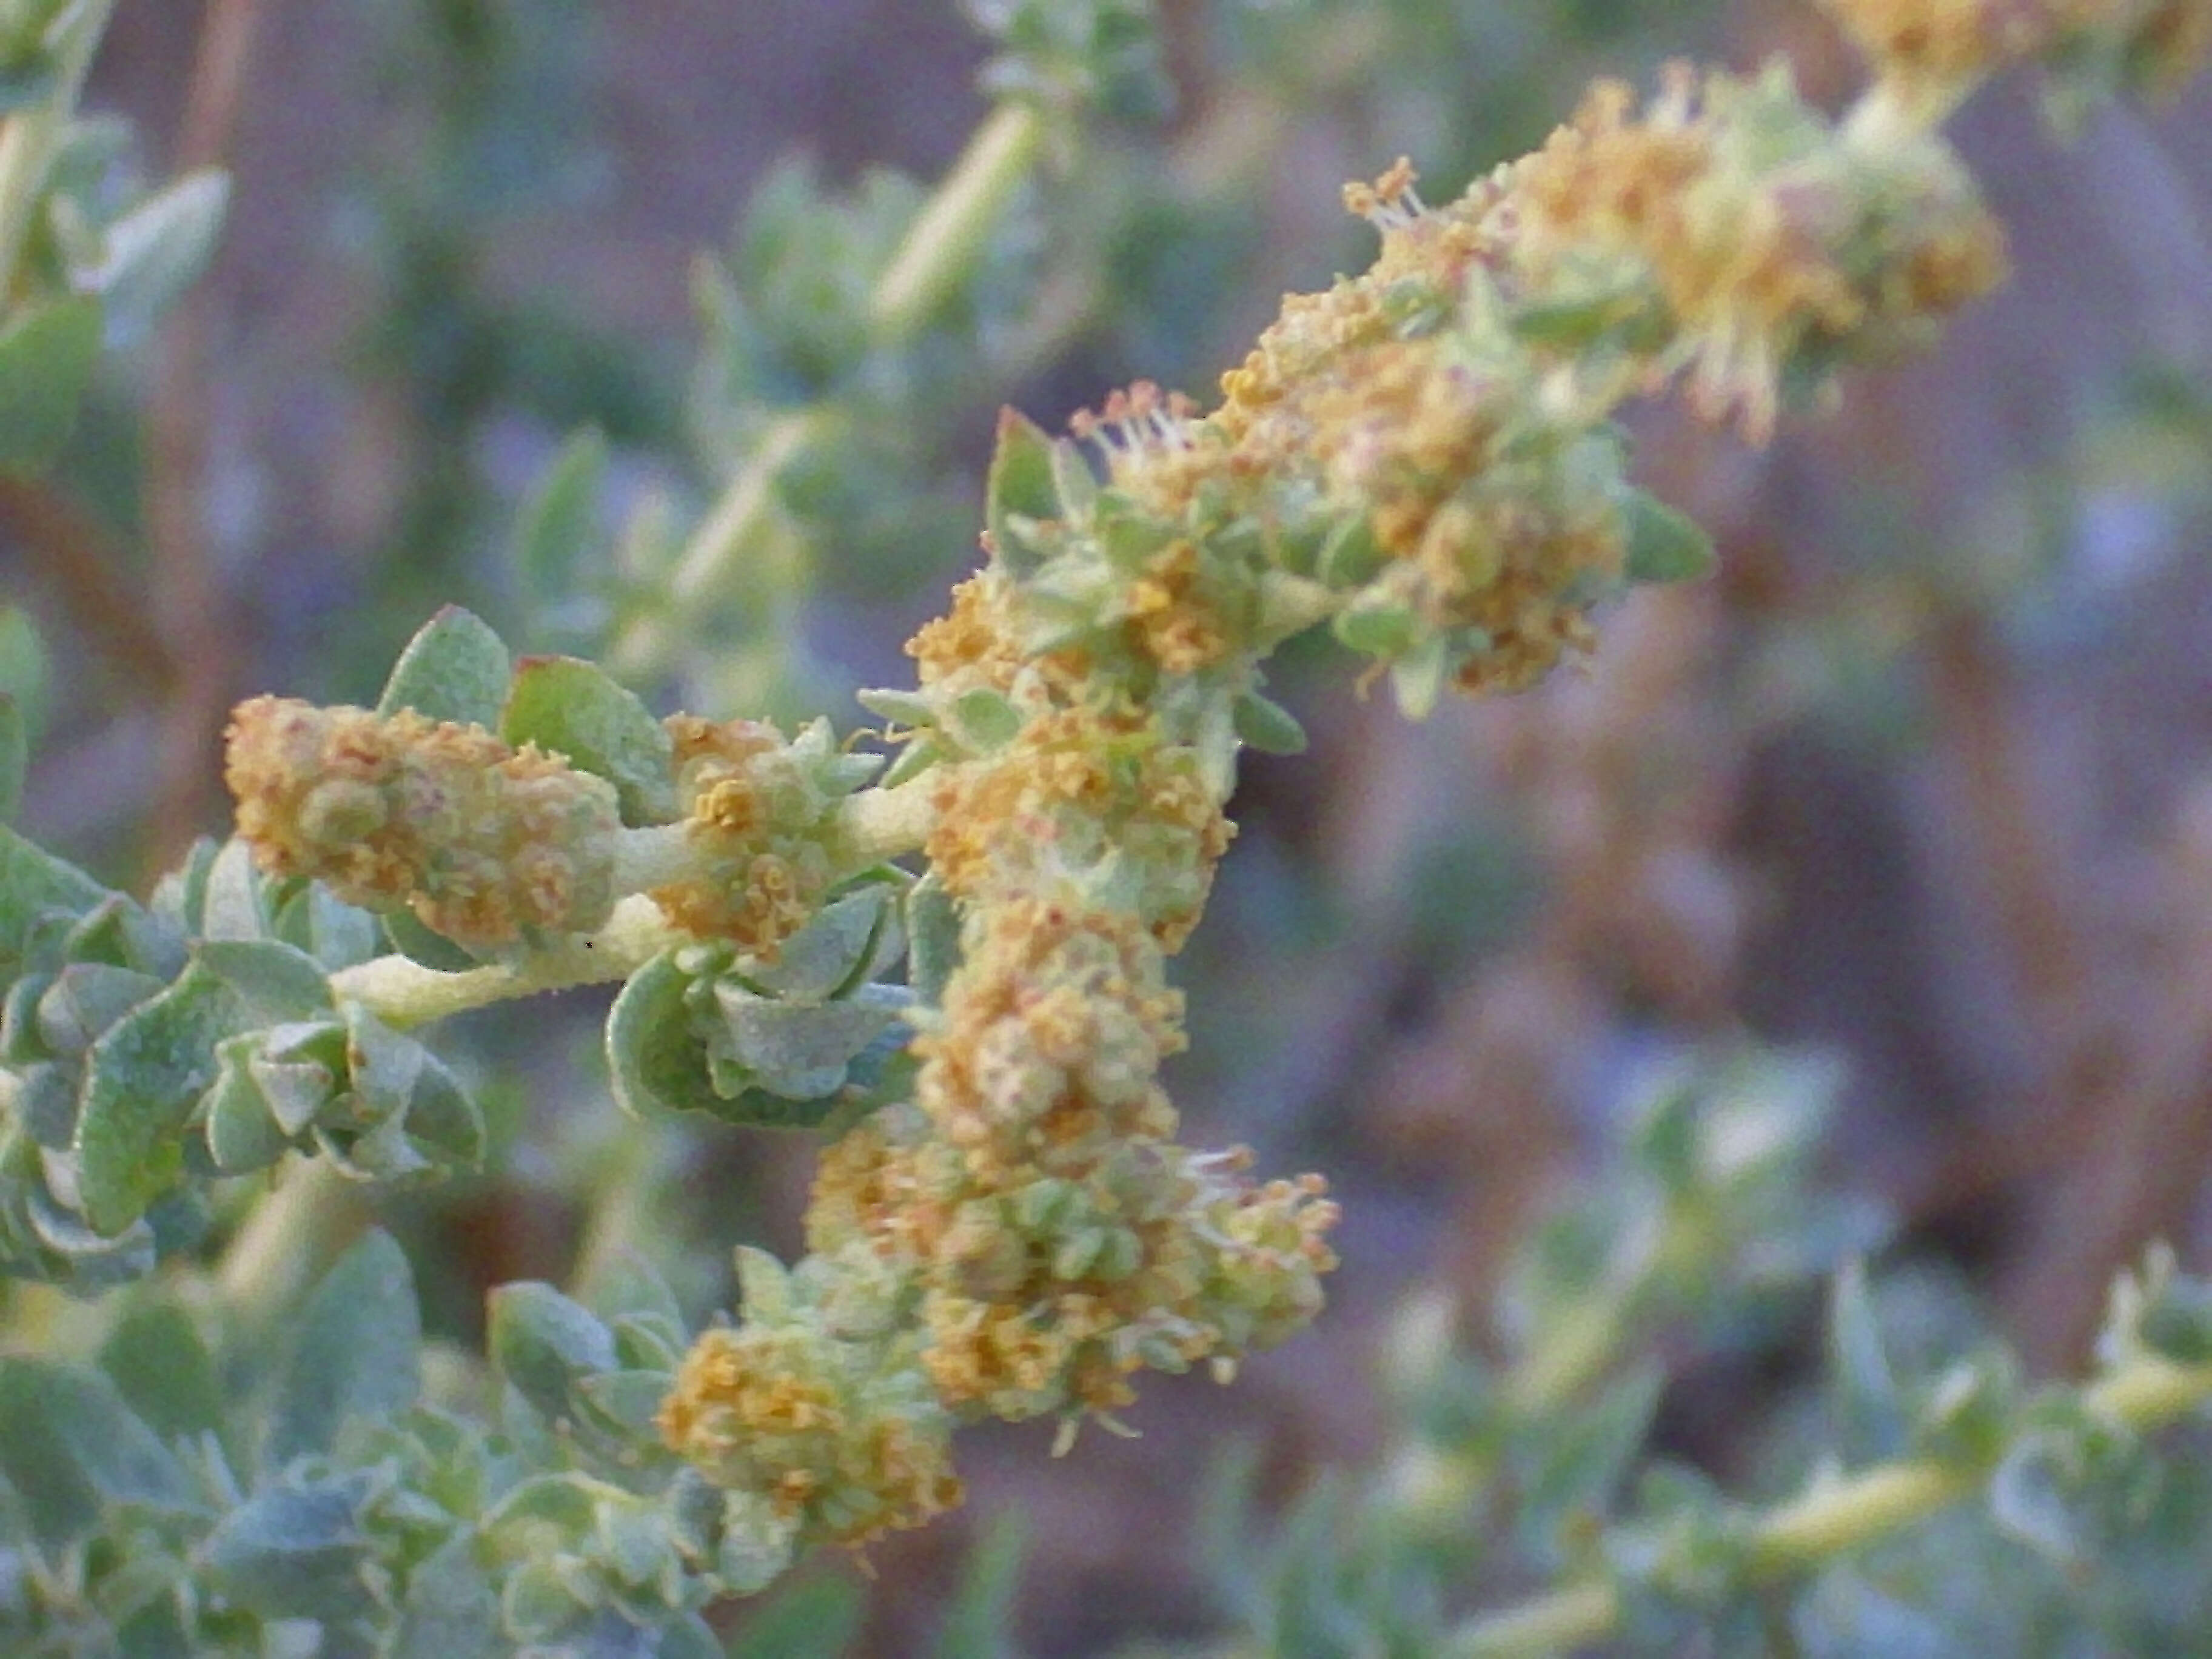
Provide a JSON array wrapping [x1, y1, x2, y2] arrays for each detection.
[[224, 696, 620, 952], [657, 1252, 960, 1571], [646, 715, 839, 957]]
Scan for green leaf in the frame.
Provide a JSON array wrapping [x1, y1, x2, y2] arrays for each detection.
[[74, 962, 238, 1235], [0, 295, 101, 472], [880, 731, 945, 788], [607, 950, 725, 1122], [905, 873, 960, 1007], [35, 961, 162, 1056], [657, 1614, 734, 1659], [98, 1298, 224, 1445], [201, 1037, 295, 1172], [1048, 434, 1099, 520], [0, 50, 56, 114], [1315, 516, 1382, 588], [746, 883, 898, 1001], [248, 1019, 347, 1135], [377, 605, 513, 728], [1828, 1261, 1907, 1463], [1621, 489, 1716, 585], [933, 1510, 1025, 1659], [82, 168, 230, 333], [0, 1359, 196, 1550], [1231, 690, 1308, 756], [1332, 597, 1418, 659], [0, 605, 49, 739], [514, 426, 609, 618], [855, 686, 937, 730], [381, 903, 484, 971], [392, 1532, 503, 1658], [501, 654, 679, 826], [951, 686, 1023, 752], [985, 407, 1059, 575], [198, 837, 272, 940], [270, 879, 381, 971], [1388, 635, 1449, 722], [489, 1282, 617, 1430], [62, 891, 181, 977], [727, 1572, 865, 1659], [263, 1229, 421, 1469], [193, 937, 333, 1024], [203, 1480, 372, 1622], [576, 1369, 676, 1441], [710, 984, 905, 1101], [0, 694, 22, 824], [0, 823, 106, 972]]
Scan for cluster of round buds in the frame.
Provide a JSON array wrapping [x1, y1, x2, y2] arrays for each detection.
[[804, 890, 1338, 1426], [648, 714, 882, 959], [224, 696, 620, 953], [922, 702, 1232, 948], [657, 1248, 959, 1580]]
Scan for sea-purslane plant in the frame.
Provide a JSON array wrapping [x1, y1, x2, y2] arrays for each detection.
[[0, 0, 2207, 1651]]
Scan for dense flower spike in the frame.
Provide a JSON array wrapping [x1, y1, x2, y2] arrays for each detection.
[[657, 1249, 960, 1576], [659, 11, 2146, 1530], [225, 696, 622, 952]]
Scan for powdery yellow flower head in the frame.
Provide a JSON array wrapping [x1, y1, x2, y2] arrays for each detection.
[[224, 695, 620, 952], [646, 714, 845, 957], [657, 1250, 960, 1574]]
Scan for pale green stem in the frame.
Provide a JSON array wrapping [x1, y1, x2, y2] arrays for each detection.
[[1381, 1213, 1691, 1534], [330, 893, 685, 1030], [607, 101, 1048, 684], [1443, 1354, 2212, 1657], [0, 0, 117, 299], [866, 100, 1047, 344], [835, 769, 940, 865], [605, 404, 840, 680], [327, 772, 945, 1030], [610, 821, 698, 892], [213, 1157, 360, 1318]]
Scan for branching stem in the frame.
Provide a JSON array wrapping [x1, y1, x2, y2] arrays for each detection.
[[1443, 1354, 2212, 1657], [327, 772, 945, 1030]]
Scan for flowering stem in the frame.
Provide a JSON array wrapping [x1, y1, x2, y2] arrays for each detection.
[[326, 772, 944, 1030], [1443, 1354, 2212, 1657]]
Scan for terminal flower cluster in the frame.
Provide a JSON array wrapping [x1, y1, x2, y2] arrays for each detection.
[[226, 695, 622, 953]]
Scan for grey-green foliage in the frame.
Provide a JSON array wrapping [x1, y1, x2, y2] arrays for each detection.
[[1170, 1061, 2212, 1659], [0, 1227, 780, 1657], [607, 877, 917, 1133], [964, 0, 1171, 121], [0, 0, 230, 472], [0, 829, 480, 1293]]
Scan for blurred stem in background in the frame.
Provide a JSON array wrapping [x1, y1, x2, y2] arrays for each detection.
[[604, 100, 1050, 688], [146, 0, 266, 868]]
